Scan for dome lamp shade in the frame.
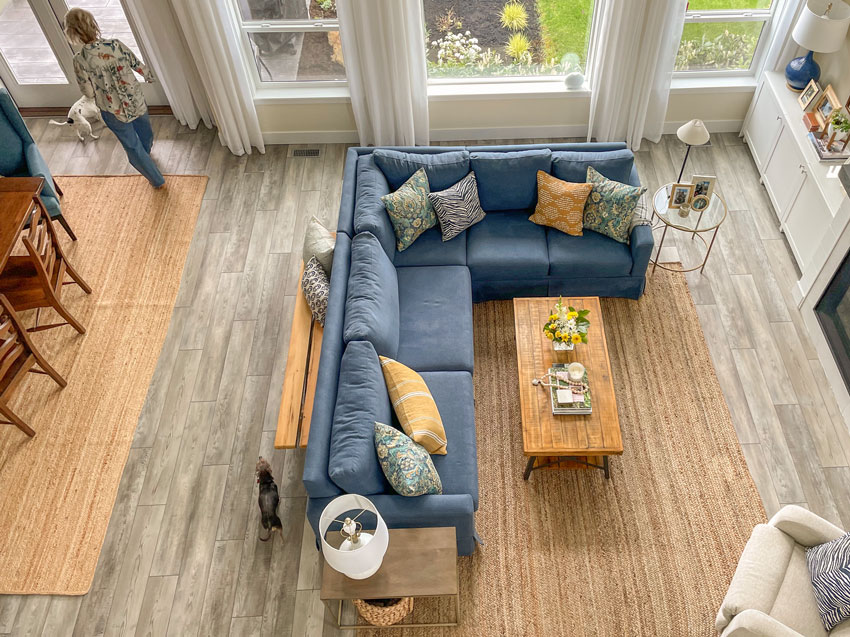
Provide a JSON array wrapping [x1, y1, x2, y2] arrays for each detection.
[[320, 494, 389, 580]]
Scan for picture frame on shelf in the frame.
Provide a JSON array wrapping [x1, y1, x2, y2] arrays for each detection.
[[668, 183, 694, 209], [691, 175, 716, 200], [813, 85, 841, 128], [691, 195, 710, 212], [799, 79, 821, 110]]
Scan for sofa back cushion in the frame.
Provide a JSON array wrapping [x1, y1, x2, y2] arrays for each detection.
[[328, 341, 392, 494], [0, 110, 25, 176], [373, 149, 471, 192], [353, 154, 396, 259], [470, 149, 552, 211], [551, 148, 635, 185], [343, 231, 400, 357]]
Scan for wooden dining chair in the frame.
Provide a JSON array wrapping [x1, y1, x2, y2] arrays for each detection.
[[0, 294, 66, 437], [0, 197, 91, 334]]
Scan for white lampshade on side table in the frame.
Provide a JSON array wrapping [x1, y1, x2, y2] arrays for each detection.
[[320, 494, 389, 580], [675, 119, 711, 182]]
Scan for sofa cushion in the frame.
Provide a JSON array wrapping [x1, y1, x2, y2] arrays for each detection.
[[429, 172, 486, 241], [396, 265, 474, 373], [381, 168, 437, 252], [467, 211, 549, 280], [352, 155, 396, 258], [343, 232, 400, 358], [380, 356, 447, 454], [547, 228, 633, 278], [584, 166, 647, 244], [529, 171, 593, 237], [807, 532, 850, 632], [551, 148, 635, 184], [375, 422, 443, 497], [0, 112, 25, 176], [328, 341, 392, 495], [420, 371, 479, 509], [373, 149, 471, 191], [470, 149, 552, 211], [392, 226, 467, 267]]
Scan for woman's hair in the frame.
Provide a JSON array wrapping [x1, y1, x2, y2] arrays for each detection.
[[64, 8, 100, 46]]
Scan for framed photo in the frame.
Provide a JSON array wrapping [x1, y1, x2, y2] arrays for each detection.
[[799, 79, 821, 111], [691, 175, 716, 200], [814, 85, 841, 127], [691, 195, 710, 212], [668, 183, 694, 209]]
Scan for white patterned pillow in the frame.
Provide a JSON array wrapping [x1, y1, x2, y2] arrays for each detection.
[[807, 531, 850, 631], [301, 256, 329, 326], [427, 172, 486, 241], [302, 216, 335, 275], [629, 190, 651, 234]]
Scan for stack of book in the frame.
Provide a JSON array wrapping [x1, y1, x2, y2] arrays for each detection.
[[548, 363, 592, 415], [807, 132, 850, 162]]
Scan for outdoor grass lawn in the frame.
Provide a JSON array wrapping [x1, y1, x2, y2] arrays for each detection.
[[535, 0, 768, 69]]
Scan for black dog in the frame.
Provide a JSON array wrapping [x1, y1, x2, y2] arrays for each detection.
[[256, 457, 282, 541]]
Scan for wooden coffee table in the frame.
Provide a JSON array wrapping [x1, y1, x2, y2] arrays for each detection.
[[513, 297, 622, 480]]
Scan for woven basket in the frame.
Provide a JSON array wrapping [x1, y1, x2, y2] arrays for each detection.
[[353, 597, 414, 626]]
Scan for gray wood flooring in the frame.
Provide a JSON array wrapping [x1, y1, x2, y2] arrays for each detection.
[[1, 118, 848, 636]]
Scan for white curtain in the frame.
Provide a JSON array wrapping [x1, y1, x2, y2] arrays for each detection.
[[587, 0, 687, 150], [763, 0, 806, 72], [337, 0, 429, 146]]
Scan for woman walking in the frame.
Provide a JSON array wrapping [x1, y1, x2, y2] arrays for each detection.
[[64, 8, 165, 188]]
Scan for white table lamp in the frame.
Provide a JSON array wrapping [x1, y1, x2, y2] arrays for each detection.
[[676, 119, 711, 182], [320, 494, 389, 580], [786, 1, 850, 91]]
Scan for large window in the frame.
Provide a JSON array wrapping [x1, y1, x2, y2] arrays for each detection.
[[423, 0, 595, 80], [234, 0, 344, 83], [675, 0, 774, 74]]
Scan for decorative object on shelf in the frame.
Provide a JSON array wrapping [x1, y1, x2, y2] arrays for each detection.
[[320, 494, 389, 580], [691, 174, 716, 200], [675, 119, 711, 182], [353, 597, 414, 627], [678, 200, 691, 218], [813, 84, 841, 128], [543, 297, 590, 351], [564, 71, 584, 89], [785, 0, 850, 91], [807, 131, 850, 162], [668, 183, 695, 209], [691, 194, 710, 212], [804, 111, 821, 132], [799, 79, 822, 110]]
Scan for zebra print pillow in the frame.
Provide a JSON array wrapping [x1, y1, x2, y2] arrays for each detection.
[[427, 172, 486, 241], [807, 531, 850, 631]]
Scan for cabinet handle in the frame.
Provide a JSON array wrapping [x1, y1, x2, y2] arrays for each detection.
[[776, 115, 782, 121], [799, 164, 806, 173]]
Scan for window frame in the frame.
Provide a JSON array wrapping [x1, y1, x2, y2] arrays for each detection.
[[674, 5, 776, 78]]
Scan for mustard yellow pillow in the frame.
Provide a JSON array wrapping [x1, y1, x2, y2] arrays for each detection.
[[379, 356, 447, 455], [529, 170, 594, 236]]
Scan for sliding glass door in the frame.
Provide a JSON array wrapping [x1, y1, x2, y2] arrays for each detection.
[[0, 0, 164, 107]]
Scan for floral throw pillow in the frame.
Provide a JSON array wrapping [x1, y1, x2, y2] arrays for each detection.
[[374, 422, 442, 497], [380, 168, 437, 252], [301, 256, 329, 326], [583, 166, 647, 244]]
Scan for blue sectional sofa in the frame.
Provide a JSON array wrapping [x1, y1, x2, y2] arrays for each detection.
[[303, 143, 653, 556]]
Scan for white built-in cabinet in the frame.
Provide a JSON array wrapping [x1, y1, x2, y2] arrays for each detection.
[[741, 72, 847, 272]]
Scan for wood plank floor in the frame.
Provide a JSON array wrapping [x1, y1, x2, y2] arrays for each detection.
[[1, 119, 848, 636]]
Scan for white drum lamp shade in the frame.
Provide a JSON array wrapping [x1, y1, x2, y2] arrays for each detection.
[[677, 119, 710, 146], [793, 0, 850, 53], [320, 494, 389, 580]]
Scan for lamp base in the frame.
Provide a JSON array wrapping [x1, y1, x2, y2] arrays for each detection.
[[785, 50, 820, 92]]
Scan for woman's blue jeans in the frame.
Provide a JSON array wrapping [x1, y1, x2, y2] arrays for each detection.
[[100, 110, 165, 187]]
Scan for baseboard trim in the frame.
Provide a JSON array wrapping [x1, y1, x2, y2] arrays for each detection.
[[262, 130, 360, 144]]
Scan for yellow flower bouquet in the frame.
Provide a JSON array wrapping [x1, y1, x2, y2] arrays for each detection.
[[542, 298, 590, 351]]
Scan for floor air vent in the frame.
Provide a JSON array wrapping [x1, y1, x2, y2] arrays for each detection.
[[291, 147, 322, 158]]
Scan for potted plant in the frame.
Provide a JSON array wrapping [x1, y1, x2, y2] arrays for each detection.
[[543, 298, 590, 351], [828, 111, 850, 151]]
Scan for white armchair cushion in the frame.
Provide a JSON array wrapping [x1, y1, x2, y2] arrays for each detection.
[[721, 609, 805, 637], [770, 545, 829, 637], [770, 506, 845, 547]]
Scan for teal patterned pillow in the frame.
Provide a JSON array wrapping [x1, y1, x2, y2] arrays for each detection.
[[380, 168, 437, 252], [584, 166, 647, 244], [374, 422, 442, 497]]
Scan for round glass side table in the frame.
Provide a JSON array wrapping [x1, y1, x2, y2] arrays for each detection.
[[650, 184, 728, 274]]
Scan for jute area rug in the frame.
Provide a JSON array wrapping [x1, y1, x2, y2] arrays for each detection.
[[362, 269, 766, 636], [0, 175, 205, 595]]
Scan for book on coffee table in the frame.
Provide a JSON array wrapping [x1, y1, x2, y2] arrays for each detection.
[[548, 363, 592, 415]]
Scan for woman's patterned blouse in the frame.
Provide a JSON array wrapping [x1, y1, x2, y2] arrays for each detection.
[[73, 38, 154, 123]]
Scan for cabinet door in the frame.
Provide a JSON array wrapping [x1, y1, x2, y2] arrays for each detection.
[[762, 125, 806, 222], [744, 84, 783, 169], [783, 169, 831, 270]]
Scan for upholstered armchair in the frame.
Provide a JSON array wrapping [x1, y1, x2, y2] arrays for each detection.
[[717, 505, 849, 636], [0, 88, 75, 240]]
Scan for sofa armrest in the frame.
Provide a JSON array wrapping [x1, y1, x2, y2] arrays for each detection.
[[716, 524, 795, 633], [24, 143, 57, 200], [630, 224, 653, 276], [769, 505, 845, 547], [720, 609, 805, 637]]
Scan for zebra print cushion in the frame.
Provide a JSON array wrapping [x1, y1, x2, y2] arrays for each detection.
[[807, 531, 850, 631], [427, 172, 486, 241]]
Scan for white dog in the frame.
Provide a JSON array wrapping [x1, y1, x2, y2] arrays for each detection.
[[50, 95, 102, 142]]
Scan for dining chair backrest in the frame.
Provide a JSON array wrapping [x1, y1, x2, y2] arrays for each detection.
[[21, 200, 64, 292], [0, 294, 32, 387]]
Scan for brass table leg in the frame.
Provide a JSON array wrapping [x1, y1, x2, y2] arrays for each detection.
[[651, 223, 669, 276], [700, 226, 721, 274]]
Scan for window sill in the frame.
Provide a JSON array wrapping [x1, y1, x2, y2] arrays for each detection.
[[428, 79, 589, 101], [670, 75, 758, 94]]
